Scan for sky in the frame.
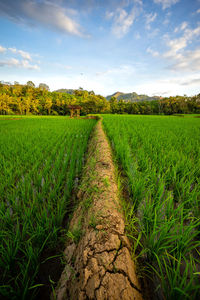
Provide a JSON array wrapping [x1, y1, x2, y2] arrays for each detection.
[[0, 0, 200, 97]]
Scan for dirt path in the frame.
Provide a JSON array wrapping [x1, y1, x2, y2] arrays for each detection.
[[54, 120, 143, 300]]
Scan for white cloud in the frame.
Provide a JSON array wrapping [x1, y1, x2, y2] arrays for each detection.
[[111, 7, 137, 38], [162, 25, 200, 72], [133, 0, 143, 5], [0, 58, 19, 67], [174, 21, 188, 33], [0, 0, 87, 37], [107, 1, 142, 38], [184, 26, 200, 40], [169, 49, 200, 72], [22, 1, 86, 37], [163, 11, 171, 25], [0, 45, 6, 53], [40, 72, 200, 96], [144, 23, 200, 73], [180, 78, 200, 86], [180, 21, 188, 31], [20, 60, 40, 70], [0, 45, 40, 68], [105, 11, 114, 19], [0, 57, 40, 70], [8, 47, 31, 60], [145, 12, 157, 30], [132, 73, 200, 96], [197, 8, 200, 13], [154, 0, 180, 10], [147, 47, 159, 57], [147, 28, 159, 38], [164, 37, 187, 58], [164, 25, 200, 58], [18, 50, 31, 60], [2, 69, 199, 97]]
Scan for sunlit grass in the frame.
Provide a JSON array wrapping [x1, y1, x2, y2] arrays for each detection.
[[0, 116, 96, 299], [103, 114, 200, 299]]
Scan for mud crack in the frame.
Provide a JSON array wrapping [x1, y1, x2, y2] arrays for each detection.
[[53, 120, 143, 300]]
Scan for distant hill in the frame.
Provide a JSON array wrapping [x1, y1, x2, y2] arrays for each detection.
[[54, 89, 161, 102], [54, 89, 75, 94], [106, 91, 161, 102]]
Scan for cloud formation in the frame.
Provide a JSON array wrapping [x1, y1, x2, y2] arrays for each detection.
[[169, 49, 200, 72], [163, 25, 200, 71], [0, 58, 40, 70], [0, 45, 32, 60], [0, 0, 86, 37], [146, 22, 200, 73], [146, 47, 159, 57], [8, 48, 31, 60], [163, 11, 171, 25], [134, 73, 200, 96], [153, 0, 180, 10], [145, 12, 157, 30], [180, 78, 200, 86], [0, 45, 6, 53], [0, 44, 40, 70], [106, 0, 142, 38], [111, 7, 137, 38], [174, 21, 188, 33]]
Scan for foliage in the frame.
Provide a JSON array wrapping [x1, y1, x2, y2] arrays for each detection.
[[0, 83, 110, 116], [109, 95, 200, 115], [0, 82, 199, 116]]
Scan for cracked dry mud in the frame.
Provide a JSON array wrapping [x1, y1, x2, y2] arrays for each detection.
[[54, 120, 143, 300]]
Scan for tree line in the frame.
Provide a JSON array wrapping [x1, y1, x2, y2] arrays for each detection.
[[0, 81, 199, 115]]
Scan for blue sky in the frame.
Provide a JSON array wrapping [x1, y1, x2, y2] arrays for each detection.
[[0, 0, 200, 96]]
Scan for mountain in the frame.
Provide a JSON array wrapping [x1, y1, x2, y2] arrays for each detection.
[[54, 89, 161, 102], [54, 89, 75, 94], [106, 91, 161, 102]]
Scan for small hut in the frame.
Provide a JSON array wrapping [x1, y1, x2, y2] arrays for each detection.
[[68, 105, 82, 118]]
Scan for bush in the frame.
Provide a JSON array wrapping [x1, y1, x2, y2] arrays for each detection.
[[51, 110, 59, 116]]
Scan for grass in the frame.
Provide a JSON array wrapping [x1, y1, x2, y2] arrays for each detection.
[[67, 219, 83, 244], [102, 114, 200, 299], [89, 214, 99, 229], [0, 116, 96, 299]]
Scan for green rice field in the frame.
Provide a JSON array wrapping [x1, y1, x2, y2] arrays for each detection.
[[103, 115, 200, 299], [1, 114, 200, 300], [0, 116, 96, 299]]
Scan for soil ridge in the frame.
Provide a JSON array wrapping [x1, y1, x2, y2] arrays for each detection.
[[54, 120, 143, 300]]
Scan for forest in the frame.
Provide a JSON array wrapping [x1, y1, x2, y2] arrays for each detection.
[[0, 81, 200, 115]]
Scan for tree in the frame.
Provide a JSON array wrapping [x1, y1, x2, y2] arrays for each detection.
[[27, 81, 35, 88], [23, 96, 32, 115], [39, 83, 49, 91], [0, 94, 12, 114], [109, 97, 118, 113], [44, 97, 52, 115]]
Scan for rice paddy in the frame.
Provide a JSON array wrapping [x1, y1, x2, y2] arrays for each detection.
[[1, 114, 200, 299], [102, 114, 200, 299], [0, 116, 96, 299]]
